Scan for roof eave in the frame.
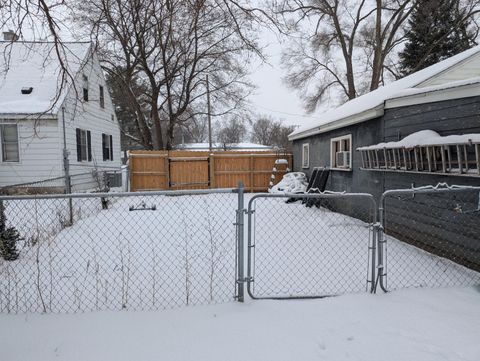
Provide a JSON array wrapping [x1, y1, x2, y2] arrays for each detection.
[[0, 112, 57, 120], [385, 82, 480, 109], [289, 106, 384, 141]]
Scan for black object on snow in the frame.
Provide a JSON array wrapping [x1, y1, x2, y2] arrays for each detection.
[[305, 167, 330, 208], [129, 201, 157, 211]]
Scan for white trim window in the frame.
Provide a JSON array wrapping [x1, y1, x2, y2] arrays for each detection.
[[102, 133, 113, 161], [330, 134, 352, 170], [82, 75, 89, 102], [1, 124, 20, 162], [302, 143, 310, 168], [76, 128, 92, 162], [99, 85, 105, 108]]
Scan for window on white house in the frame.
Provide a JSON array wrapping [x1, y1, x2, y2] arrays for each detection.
[[99, 85, 105, 108], [76, 128, 92, 162], [1, 124, 19, 162], [302, 143, 309, 168], [102, 133, 113, 161], [331, 134, 352, 169], [83, 75, 89, 102]]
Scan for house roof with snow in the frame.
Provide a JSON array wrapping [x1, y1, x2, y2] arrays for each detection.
[[289, 46, 480, 141], [0, 41, 91, 115]]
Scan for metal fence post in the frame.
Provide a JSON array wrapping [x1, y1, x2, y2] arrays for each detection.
[[236, 181, 245, 302], [376, 197, 387, 293]]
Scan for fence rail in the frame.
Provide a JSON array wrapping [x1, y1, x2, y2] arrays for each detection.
[[129, 150, 292, 192]]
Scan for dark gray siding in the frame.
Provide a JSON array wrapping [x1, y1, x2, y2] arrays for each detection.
[[292, 96, 480, 270], [383, 96, 480, 142], [292, 117, 384, 197]]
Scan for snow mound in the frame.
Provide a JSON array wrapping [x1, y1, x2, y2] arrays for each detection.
[[269, 172, 308, 194], [357, 130, 480, 150]]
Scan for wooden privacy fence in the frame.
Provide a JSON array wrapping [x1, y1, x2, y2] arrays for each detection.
[[129, 150, 293, 192]]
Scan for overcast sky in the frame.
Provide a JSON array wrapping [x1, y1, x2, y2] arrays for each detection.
[[248, 27, 324, 128]]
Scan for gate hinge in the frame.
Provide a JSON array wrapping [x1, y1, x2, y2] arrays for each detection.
[[372, 222, 383, 230], [236, 277, 253, 284]]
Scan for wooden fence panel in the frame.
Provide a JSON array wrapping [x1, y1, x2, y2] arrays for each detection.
[[129, 150, 293, 192], [169, 157, 209, 189], [129, 151, 168, 191]]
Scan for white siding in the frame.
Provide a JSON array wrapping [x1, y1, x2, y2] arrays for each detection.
[[60, 50, 121, 190], [0, 118, 62, 187], [418, 52, 480, 88], [0, 46, 121, 191]]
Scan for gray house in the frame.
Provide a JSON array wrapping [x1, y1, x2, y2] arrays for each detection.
[[289, 46, 480, 271]]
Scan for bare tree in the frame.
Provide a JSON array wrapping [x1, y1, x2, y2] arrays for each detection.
[[216, 117, 247, 145], [76, 0, 259, 150], [276, 0, 480, 112], [276, 0, 415, 111], [182, 117, 209, 144], [251, 115, 296, 150]]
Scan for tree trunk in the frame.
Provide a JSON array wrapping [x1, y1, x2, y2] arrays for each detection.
[[370, 0, 383, 91]]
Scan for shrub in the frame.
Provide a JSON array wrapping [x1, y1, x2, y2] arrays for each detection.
[[0, 201, 22, 261]]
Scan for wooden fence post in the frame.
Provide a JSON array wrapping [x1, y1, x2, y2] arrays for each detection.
[[209, 153, 215, 188], [249, 155, 254, 193], [165, 153, 170, 190]]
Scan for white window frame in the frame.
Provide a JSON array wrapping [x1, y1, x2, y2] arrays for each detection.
[[102, 133, 113, 161], [302, 143, 310, 169], [82, 74, 89, 102], [0, 123, 20, 163], [99, 85, 105, 108], [330, 134, 352, 171]]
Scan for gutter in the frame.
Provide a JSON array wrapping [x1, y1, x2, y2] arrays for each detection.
[[288, 105, 384, 141], [0, 113, 56, 120]]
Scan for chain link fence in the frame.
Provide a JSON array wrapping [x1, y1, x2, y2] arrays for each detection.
[[377, 185, 480, 291], [0, 189, 240, 313], [1, 182, 479, 314], [246, 193, 377, 299]]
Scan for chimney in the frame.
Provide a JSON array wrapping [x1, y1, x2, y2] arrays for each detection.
[[3, 30, 18, 42]]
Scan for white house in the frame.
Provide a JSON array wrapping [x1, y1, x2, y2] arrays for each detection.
[[0, 36, 121, 192]]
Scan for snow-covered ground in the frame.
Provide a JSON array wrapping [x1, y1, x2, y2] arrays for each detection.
[[1, 286, 480, 361]]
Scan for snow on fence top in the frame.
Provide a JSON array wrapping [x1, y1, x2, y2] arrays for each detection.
[[174, 142, 273, 151], [357, 130, 480, 151], [0, 41, 91, 114], [289, 45, 480, 140]]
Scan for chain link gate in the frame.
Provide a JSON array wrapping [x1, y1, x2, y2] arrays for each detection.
[[245, 192, 378, 299], [376, 184, 480, 292]]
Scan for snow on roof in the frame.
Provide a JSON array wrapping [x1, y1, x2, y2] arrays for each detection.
[[289, 46, 480, 140], [387, 76, 480, 100], [0, 41, 91, 115], [357, 130, 480, 150], [175, 142, 273, 151]]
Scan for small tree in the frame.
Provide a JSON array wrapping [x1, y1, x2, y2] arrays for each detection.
[[251, 116, 296, 151], [216, 117, 247, 145], [0, 201, 22, 261], [399, 0, 477, 76]]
